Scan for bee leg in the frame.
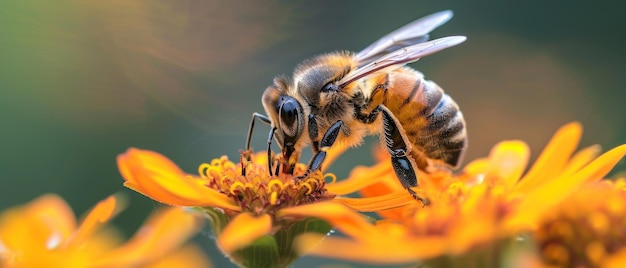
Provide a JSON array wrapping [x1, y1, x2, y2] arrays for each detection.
[[306, 120, 343, 173], [266, 127, 277, 176], [243, 112, 272, 176], [379, 106, 430, 206], [308, 114, 320, 154]]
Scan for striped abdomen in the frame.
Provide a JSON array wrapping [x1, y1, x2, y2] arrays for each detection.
[[383, 67, 467, 169]]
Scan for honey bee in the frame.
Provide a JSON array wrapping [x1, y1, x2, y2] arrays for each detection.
[[245, 10, 467, 203]]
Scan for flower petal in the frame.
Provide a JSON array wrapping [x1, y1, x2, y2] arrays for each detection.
[[141, 244, 213, 268], [326, 162, 394, 195], [559, 145, 602, 178], [217, 213, 272, 254], [67, 195, 119, 248], [333, 192, 415, 212], [462, 158, 490, 176], [515, 122, 582, 192], [94, 207, 204, 267], [117, 148, 239, 210], [296, 232, 447, 263], [0, 194, 76, 252], [278, 202, 377, 241], [484, 140, 529, 188], [508, 144, 626, 229]]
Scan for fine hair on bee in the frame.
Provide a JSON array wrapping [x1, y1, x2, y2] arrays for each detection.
[[244, 10, 467, 205]]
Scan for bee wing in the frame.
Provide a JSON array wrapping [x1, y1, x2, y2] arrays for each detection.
[[339, 36, 466, 88], [355, 10, 454, 66]]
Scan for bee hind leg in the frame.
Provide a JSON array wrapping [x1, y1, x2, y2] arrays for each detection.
[[379, 106, 430, 206]]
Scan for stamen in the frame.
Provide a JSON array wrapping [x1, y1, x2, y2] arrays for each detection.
[[198, 163, 213, 178], [244, 183, 254, 190], [304, 178, 321, 191], [270, 191, 278, 205], [230, 182, 245, 195], [219, 175, 231, 186], [324, 173, 337, 184], [268, 180, 284, 192], [301, 182, 313, 195], [199, 152, 336, 215], [210, 158, 222, 166]]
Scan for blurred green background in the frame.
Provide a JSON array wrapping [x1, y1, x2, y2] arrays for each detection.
[[1, 0, 625, 267]]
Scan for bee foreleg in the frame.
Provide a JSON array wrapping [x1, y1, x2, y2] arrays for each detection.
[[306, 120, 343, 172], [308, 114, 320, 154], [267, 127, 277, 176], [379, 106, 429, 206], [245, 112, 271, 152], [243, 113, 273, 176]]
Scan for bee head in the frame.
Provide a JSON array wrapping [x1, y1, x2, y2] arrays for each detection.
[[261, 77, 305, 173]]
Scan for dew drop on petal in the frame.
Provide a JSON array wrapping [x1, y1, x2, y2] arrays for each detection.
[[326, 229, 336, 236]]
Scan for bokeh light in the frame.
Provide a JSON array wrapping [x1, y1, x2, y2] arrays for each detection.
[[1, 1, 625, 267]]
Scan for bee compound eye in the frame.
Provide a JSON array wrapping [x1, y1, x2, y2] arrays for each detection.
[[280, 101, 297, 126], [320, 82, 338, 92], [278, 97, 303, 140]]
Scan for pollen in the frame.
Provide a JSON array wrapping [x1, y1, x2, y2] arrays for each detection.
[[199, 154, 336, 216]]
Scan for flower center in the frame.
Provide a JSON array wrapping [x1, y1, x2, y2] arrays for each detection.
[[534, 183, 626, 267], [402, 178, 519, 237], [198, 155, 336, 215]]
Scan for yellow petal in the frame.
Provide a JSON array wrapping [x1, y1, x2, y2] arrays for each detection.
[[572, 144, 626, 184], [485, 140, 529, 188], [278, 202, 377, 241], [67, 195, 118, 248], [333, 192, 415, 212], [141, 244, 213, 268], [462, 158, 490, 176], [26, 194, 77, 244], [296, 233, 447, 264], [94, 207, 203, 267], [326, 162, 394, 195], [117, 148, 240, 210], [515, 122, 582, 192], [217, 213, 272, 254], [508, 144, 626, 229], [559, 145, 602, 178], [0, 194, 76, 252]]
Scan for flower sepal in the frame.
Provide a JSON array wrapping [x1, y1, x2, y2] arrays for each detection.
[[200, 207, 332, 268]]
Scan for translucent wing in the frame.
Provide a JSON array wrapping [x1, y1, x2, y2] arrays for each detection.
[[339, 36, 466, 88], [355, 10, 454, 66]]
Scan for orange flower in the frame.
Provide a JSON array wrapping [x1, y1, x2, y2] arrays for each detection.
[[535, 179, 626, 268], [290, 122, 626, 265], [0, 194, 211, 268], [117, 147, 412, 267]]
